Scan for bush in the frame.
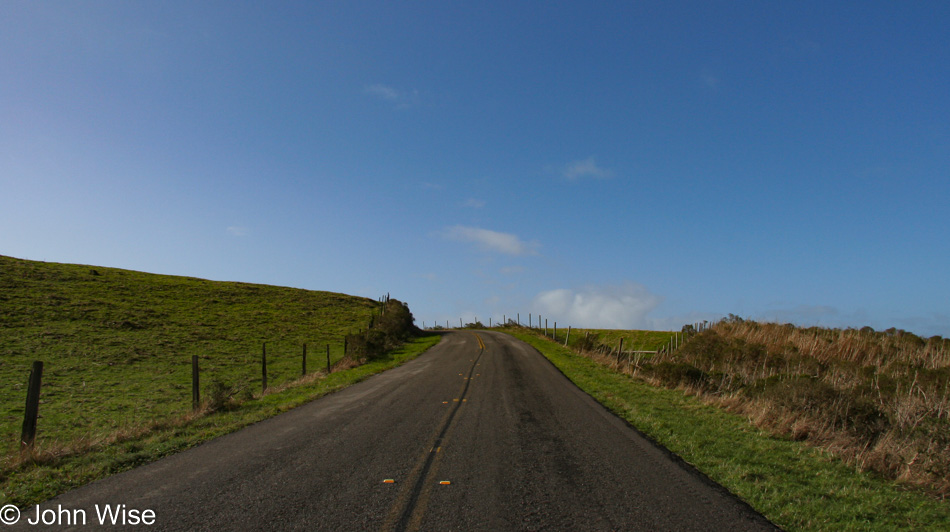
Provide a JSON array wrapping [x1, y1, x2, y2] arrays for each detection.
[[572, 333, 598, 352], [642, 362, 709, 389], [345, 299, 418, 362], [745, 375, 889, 439], [376, 299, 417, 342], [206, 379, 240, 412]]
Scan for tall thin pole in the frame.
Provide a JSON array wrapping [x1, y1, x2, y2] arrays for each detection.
[[261, 343, 268, 392], [21, 361, 43, 450], [192, 356, 199, 411]]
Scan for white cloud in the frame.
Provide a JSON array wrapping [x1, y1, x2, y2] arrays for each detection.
[[532, 282, 662, 329], [463, 198, 485, 208], [363, 84, 399, 101], [563, 157, 613, 180], [363, 84, 420, 109], [441, 225, 539, 256], [227, 226, 248, 237], [500, 265, 525, 275]]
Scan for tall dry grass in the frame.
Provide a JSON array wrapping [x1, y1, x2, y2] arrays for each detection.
[[575, 319, 950, 498]]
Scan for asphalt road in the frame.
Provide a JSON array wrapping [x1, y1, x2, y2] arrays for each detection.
[[12, 331, 777, 531]]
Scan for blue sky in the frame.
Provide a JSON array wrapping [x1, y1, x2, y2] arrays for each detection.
[[2, 2, 948, 336]]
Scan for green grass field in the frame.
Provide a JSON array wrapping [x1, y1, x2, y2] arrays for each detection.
[[1, 255, 381, 451], [506, 328, 950, 530], [494, 322, 675, 355], [554, 327, 673, 351], [0, 254, 442, 506], [2, 334, 440, 507]]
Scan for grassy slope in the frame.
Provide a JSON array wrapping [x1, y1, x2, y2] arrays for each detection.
[[0, 255, 441, 505], [506, 328, 949, 531], [1, 255, 377, 448], [2, 334, 440, 507], [538, 326, 674, 352]]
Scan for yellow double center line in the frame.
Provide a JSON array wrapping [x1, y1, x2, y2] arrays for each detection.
[[381, 333, 486, 531]]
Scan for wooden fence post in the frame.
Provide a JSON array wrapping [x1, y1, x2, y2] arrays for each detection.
[[565, 327, 571, 347], [617, 338, 624, 363], [529, 314, 532, 328], [554, 322, 557, 341], [192, 355, 199, 411], [262, 343, 268, 392], [326, 344, 331, 374], [20, 361, 43, 450], [344, 336, 348, 356], [302, 343, 307, 376]]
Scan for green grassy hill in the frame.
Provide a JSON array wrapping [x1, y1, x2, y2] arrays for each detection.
[[557, 327, 674, 351], [0, 255, 382, 455]]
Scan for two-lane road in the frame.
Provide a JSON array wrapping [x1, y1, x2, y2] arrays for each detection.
[[15, 331, 776, 531]]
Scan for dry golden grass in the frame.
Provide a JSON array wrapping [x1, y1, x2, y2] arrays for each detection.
[[571, 319, 950, 498]]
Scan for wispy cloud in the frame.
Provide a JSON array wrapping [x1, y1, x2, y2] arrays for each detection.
[[563, 157, 613, 180], [532, 282, 662, 329], [227, 226, 248, 237], [363, 84, 420, 109], [463, 198, 485, 208], [441, 225, 539, 256], [363, 84, 399, 101]]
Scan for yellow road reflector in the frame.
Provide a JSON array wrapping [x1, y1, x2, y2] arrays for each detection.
[[383, 479, 395, 484], [453, 398, 459, 402], [442, 401, 448, 404], [439, 480, 451, 485]]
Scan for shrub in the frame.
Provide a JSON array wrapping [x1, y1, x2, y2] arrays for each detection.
[[345, 299, 418, 362], [642, 362, 709, 389], [205, 379, 240, 412], [572, 332, 598, 352], [376, 299, 417, 342], [745, 374, 889, 439]]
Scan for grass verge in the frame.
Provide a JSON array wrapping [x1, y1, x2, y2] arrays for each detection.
[[1, 333, 441, 507], [505, 328, 950, 531]]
